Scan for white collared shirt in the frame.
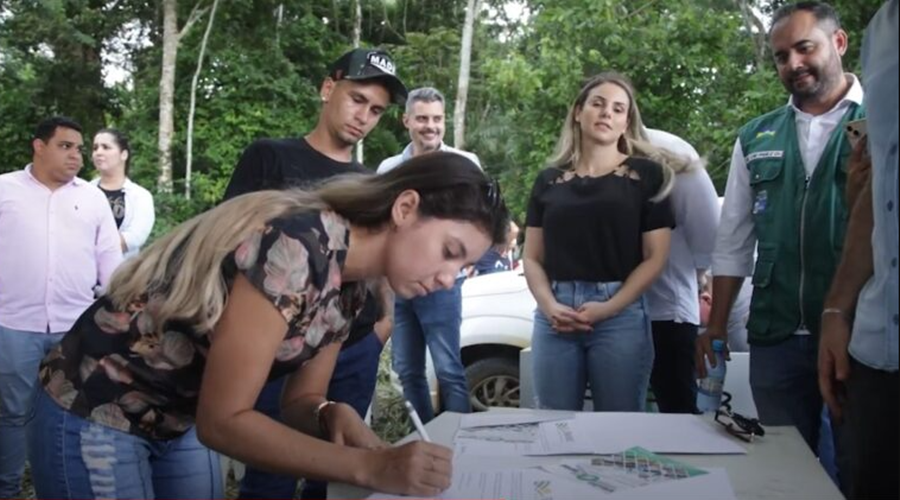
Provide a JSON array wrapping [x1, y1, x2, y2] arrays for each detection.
[[712, 74, 865, 279], [0, 166, 123, 332], [376, 142, 482, 174]]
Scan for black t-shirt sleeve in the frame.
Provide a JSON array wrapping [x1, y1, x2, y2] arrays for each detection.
[[223, 141, 281, 201], [526, 169, 555, 228], [642, 197, 675, 232]]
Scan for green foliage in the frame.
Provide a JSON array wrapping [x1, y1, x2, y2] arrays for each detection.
[[0, 0, 881, 231], [149, 190, 210, 243], [371, 342, 414, 443]]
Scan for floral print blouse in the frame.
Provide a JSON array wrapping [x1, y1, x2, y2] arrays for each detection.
[[39, 210, 367, 440]]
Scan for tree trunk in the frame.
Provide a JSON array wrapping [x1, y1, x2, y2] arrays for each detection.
[[275, 3, 284, 45], [454, 0, 480, 150], [185, 0, 219, 199], [158, 0, 179, 193], [734, 0, 768, 70], [331, 0, 341, 33]]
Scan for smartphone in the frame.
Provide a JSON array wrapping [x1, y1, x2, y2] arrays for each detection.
[[845, 118, 868, 148]]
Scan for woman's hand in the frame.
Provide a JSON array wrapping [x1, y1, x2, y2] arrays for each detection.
[[540, 300, 591, 332], [324, 402, 386, 449], [361, 441, 453, 496], [577, 301, 619, 324]]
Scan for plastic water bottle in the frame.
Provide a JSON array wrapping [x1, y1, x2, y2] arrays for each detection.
[[696, 339, 727, 413]]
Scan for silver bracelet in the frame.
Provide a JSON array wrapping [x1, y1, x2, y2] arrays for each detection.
[[314, 400, 337, 435], [821, 308, 852, 322]]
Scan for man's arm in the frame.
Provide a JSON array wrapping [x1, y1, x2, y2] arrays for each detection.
[[818, 148, 875, 422], [696, 138, 756, 375]]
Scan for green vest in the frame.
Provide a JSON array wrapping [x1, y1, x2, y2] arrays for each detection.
[[738, 102, 865, 345]]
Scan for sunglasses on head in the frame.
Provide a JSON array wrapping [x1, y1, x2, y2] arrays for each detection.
[[484, 177, 503, 209]]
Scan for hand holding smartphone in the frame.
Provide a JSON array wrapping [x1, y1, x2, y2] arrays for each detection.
[[845, 118, 867, 148]]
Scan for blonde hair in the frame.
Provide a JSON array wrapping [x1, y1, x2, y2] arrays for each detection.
[[107, 190, 321, 334], [547, 72, 686, 201], [107, 152, 509, 334]]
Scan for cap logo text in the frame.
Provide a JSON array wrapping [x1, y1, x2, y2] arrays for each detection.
[[367, 53, 395, 75]]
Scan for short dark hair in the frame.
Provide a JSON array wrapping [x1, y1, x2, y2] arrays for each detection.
[[770, 1, 842, 34], [33, 116, 83, 143]]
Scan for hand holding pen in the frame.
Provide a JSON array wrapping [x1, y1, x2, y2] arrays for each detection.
[[360, 401, 453, 495], [404, 400, 432, 442]]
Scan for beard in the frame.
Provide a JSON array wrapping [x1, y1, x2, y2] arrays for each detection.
[[785, 57, 844, 103]]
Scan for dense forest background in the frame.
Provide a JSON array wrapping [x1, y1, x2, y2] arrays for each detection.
[[0, 0, 881, 237]]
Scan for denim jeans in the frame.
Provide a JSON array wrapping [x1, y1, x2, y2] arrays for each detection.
[[749, 335, 846, 489], [531, 281, 653, 412], [0, 325, 64, 499], [27, 389, 223, 499], [239, 331, 383, 500], [392, 277, 470, 423]]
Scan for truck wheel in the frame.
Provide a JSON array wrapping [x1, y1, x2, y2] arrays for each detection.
[[465, 357, 520, 411]]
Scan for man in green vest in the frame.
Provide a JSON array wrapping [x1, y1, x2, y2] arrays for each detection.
[[696, 1, 864, 486]]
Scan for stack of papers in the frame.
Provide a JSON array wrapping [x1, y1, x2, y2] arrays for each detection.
[[366, 412, 742, 499], [454, 412, 747, 456], [440, 448, 737, 500]]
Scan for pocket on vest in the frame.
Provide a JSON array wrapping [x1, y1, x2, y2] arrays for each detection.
[[749, 161, 783, 218], [747, 244, 777, 335]]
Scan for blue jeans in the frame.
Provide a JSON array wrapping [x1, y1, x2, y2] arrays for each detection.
[[239, 331, 383, 499], [0, 325, 64, 498], [749, 335, 845, 487], [531, 281, 654, 412], [27, 389, 223, 499], [392, 278, 470, 423]]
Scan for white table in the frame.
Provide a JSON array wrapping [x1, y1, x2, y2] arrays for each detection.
[[329, 410, 843, 500]]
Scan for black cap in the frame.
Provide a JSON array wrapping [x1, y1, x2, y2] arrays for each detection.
[[329, 48, 408, 105]]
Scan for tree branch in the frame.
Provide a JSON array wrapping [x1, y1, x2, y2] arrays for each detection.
[[626, 0, 658, 20], [733, 0, 768, 69], [179, 0, 209, 40]]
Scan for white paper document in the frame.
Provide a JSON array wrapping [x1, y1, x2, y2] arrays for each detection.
[[456, 423, 541, 443], [455, 418, 595, 457], [459, 411, 576, 429], [539, 447, 711, 493], [363, 466, 639, 500], [362, 463, 736, 500], [602, 468, 737, 500], [568, 412, 747, 454], [454, 412, 746, 457]]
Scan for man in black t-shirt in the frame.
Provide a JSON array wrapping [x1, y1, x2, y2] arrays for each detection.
[[223, 48, 407, 500]]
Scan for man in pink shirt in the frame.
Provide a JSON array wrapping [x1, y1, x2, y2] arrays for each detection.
[[0, 116, 122, 498]]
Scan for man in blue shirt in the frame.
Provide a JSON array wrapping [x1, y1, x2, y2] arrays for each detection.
[[378, 87, 481, 422], [818, 2, 898, 498]]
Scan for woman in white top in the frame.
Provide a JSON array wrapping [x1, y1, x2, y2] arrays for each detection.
[[643, 128, 720, 414], [91, 128, 155, 259]]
